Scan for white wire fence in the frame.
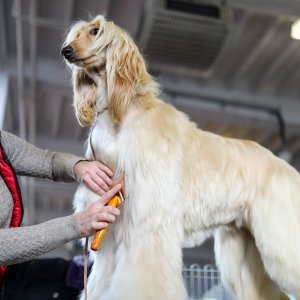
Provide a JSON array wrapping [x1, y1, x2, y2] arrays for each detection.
[[182, 264, 297, 300], [182, 264, 233, 300]]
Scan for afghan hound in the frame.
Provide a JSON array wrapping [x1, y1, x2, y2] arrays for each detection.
[[62, 15, 299, 300]]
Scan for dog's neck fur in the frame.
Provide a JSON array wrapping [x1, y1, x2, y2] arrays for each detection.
[[84, 66, 109, 119], [85, 65, 120, 171], [85, 64, 160, 173], [91, 67, 158, 125]]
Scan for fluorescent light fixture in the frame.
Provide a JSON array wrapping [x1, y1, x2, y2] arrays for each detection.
[[291, 19, 300, 40]]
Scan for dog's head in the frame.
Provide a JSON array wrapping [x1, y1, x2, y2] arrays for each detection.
[[62, 15, 155, 126]]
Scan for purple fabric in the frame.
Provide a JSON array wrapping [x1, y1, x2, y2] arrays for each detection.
[[66, 255, 91, 291]]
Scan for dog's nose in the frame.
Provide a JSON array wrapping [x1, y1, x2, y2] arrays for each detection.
[[61, 46, 74, 59]]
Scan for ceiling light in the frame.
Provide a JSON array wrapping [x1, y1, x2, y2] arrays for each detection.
[[291, 19, 300, 40]]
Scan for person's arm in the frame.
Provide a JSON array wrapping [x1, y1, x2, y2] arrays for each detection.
[[1, 130, 81, 182], [0, 215, 80, 265], [1, 131, 114, 194], [0, 185, 121, 266]]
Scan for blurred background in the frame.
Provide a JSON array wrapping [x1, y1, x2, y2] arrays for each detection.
[[1, 0, 300, 274]]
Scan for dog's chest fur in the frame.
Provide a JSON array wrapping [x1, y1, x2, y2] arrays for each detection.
[[87, 112, 120, 172], [84, 70, 121, 172]]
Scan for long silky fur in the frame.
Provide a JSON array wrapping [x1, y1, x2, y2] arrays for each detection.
[[64, 15, 300, 300]]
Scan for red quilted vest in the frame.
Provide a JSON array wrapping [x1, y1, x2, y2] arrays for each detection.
[[0, 138, 23, 282]]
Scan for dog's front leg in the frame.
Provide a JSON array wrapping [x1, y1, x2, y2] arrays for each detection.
[[74, 185, 117, 300], [80, 230, 117, 300], [101, 233, 187, 300], [100, 176, 188, 300]]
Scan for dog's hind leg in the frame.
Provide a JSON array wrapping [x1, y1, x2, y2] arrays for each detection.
[[214, 227, 287, 300], [250, 192, 300, 299]]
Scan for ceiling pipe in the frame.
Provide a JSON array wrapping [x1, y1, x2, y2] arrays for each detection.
[[27, 0, 38, 225], [15, 0, 26, 140], [15, 0, 30, 224], [164, 87, 287, 150], [0, 0, 7, 67], [29, 0, 37, 145]]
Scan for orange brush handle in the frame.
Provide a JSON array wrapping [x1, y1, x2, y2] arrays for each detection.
[[91, 194, 123, 251]]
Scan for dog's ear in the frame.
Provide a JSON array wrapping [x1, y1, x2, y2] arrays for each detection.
[[72, 68, 97, 127], [105, 25, 147, 124]]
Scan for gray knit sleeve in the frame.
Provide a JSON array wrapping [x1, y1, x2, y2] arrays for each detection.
[[1, 130, 85, 182], [0, 215, 81, 266]]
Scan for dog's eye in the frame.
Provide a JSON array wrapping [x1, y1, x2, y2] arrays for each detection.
[[90, 28, 99, 36]]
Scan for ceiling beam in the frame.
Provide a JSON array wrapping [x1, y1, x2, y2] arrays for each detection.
[[253, 41, 300, 93], [211, 12, 252, 83], [227, 19, 283, 87], [159, 75, 300, 127], [227, 0, 300, 18]]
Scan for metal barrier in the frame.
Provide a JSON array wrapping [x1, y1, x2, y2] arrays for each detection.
[[182, 264, 232, 300], [182, 264, 297, 300]]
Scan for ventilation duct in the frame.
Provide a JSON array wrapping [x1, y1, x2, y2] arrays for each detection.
[[138, 0, 231, 77]]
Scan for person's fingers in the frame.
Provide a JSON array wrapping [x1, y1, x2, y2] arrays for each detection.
[[95, 170, 113, 187], [91, 175, 110, 192], [103, 206, 120, 216], [97, 212, 116, 223], [99, 184, 122, 205], [93, 222, 109, 231], [113, 172, 124, 185], [99, 206, 120, 218], [83, 177, 106, 195], [97, 162, 113, 177], [112, 172, 126, 195]]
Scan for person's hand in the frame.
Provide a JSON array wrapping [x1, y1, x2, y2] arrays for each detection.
[[75, 184, 121, 237], [73, 160, 113, 195]]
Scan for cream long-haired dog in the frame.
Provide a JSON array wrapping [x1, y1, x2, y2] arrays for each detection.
[[62, 15, 300, 300]]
